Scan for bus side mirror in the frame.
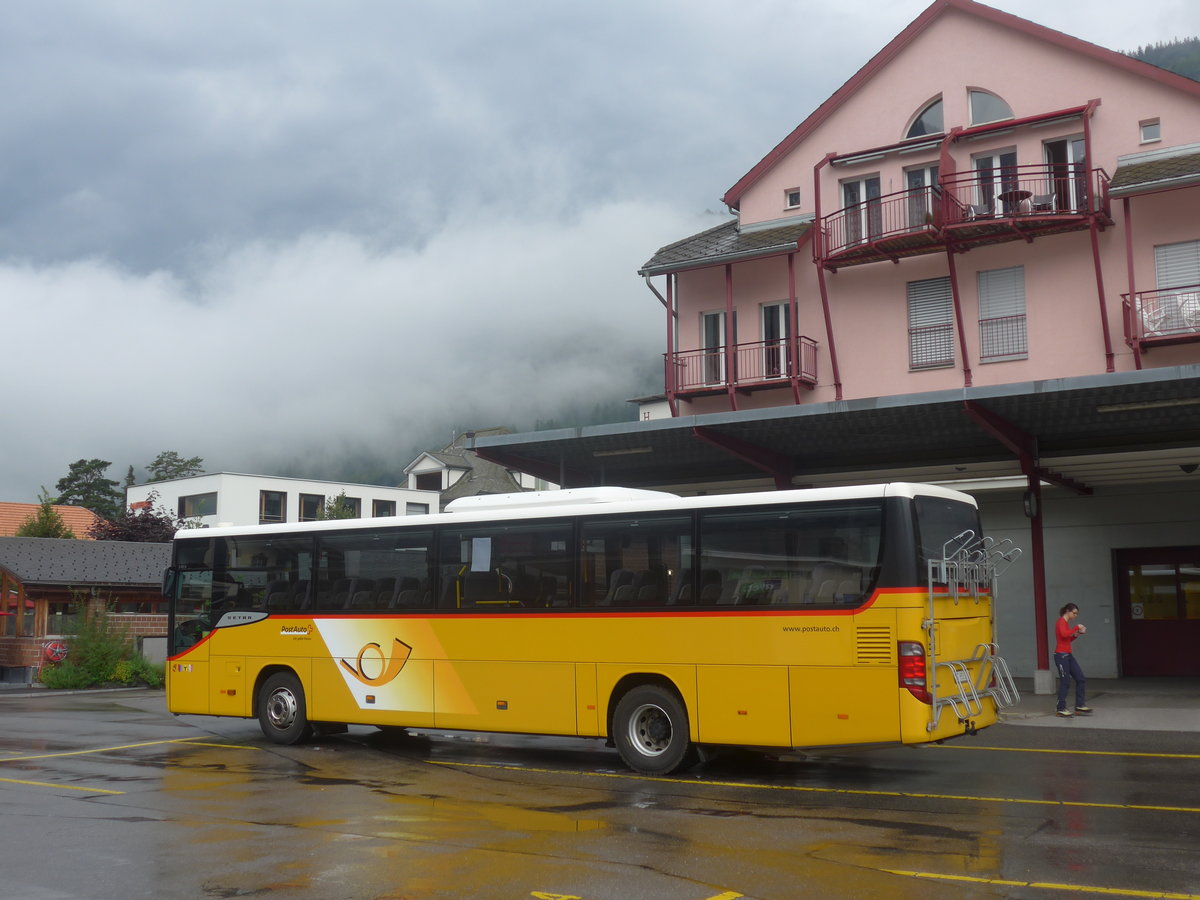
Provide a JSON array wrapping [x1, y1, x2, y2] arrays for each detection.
[[162, 567, 179, 598]]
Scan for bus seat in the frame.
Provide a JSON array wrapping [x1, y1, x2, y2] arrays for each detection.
[[463, 571, 503, 605], [813, 580, 838, 603], [601, 569, 634, 606], [387, 577, 418, 608], [348, 579, 377, 610], [835, 576, 862, 602], [697, 570, 723, 604], [373, 577, 396, 604], [329, 578, 354, 608], [667, 569, 692, 605], [633, 571, 662, 605], [265, 580, 291, 610], [291, 580, 311, 610]]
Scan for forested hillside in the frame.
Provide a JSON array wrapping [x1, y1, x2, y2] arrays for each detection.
[[1127, 37, 1200, 80]]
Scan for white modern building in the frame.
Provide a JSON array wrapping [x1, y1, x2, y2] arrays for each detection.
[[126, 473, 438, 528]]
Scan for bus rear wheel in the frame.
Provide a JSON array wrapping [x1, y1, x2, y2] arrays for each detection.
[[258, 672, 314, 745], [613, 684, 697, 775]]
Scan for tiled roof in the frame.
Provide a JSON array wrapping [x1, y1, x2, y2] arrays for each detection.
[[1109, 150, 1200, 196], [0, 503, 102, 539], [0, 537, 171, 586], [639, 218, 812, 276]]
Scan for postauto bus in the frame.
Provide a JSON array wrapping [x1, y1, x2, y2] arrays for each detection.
[[164, 483, 1019, 774]]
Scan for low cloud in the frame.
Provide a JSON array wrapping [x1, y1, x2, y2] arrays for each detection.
[[1, 200, 709, 499]]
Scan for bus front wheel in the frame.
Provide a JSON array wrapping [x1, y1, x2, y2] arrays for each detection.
[[613, 684, 697, 775], [258, 672, 314, 745]]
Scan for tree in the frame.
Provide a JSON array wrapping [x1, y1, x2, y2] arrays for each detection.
[[54, 459, 122, 521], [316, 491, 357, 520], [147, 450, 204, 482], [15, 490, 76, 539], [88, 491, 182, 543]]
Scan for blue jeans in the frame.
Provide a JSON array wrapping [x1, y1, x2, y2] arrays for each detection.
[[1054, 652, 1086, 710]]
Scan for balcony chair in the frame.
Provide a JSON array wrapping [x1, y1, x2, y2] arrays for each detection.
[[1178, 292, 1200, 330], [1030, 193, 1055, 212]]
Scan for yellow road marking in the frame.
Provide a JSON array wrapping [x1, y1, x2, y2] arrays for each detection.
[[704, 893, 744, 899], [0, 774, 124, 795], [888, 869, 1200, 898], [938, 744, 1200, 760], [428, 760, 1200, 815], [0, 737, 254, 762]]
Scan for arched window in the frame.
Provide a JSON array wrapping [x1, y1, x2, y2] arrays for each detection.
[[906, 98, 944, 139], [969, 90, 1013, 125]]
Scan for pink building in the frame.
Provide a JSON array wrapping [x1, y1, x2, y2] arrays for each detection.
[[644, 0, 1200, 417], [475, 0, 1200, 684]]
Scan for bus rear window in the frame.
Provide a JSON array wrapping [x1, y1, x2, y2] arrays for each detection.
[[914, 495, 983, 570]]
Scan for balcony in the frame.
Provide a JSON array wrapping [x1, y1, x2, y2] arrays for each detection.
[[667, 337, 818, 396], [1123, 284, 1200, 352], [818, 165, 1111, 269]]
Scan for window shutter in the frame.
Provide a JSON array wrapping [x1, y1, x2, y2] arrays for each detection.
[[978, 267, 1024, 318], [907, 277, 953, 367], [1155, 241, 1200, 289], [978, 267, 1027, 359]]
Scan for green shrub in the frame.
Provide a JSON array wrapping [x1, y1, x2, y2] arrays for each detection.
[[37, 598, 162, 689]]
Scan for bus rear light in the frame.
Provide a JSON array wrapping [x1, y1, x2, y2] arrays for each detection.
[[898, 641, 932, 704]]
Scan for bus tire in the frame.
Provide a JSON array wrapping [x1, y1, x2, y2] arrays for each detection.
[[258, 672, 314, 745], [613, 684, 697, 775]]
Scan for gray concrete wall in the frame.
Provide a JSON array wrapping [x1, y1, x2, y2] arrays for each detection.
[[979, 480, 1200, 678]]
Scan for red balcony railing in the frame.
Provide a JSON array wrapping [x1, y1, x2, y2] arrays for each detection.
[[818, 165, 1110, 267], [668, 337, 818, 393], [821, 185, 943, 258], [1122, 284, 1200, 348], [939, 164, 1109, 221]]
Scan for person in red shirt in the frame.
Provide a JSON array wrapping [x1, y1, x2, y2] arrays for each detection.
[[1054, 603, 1092, 717]]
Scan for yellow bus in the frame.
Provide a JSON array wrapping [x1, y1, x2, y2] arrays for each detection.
[[164, 483, 1019, 774]]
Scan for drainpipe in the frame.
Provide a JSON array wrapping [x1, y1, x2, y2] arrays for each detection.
[[945, 247, 973, 388], [1082, 99, 1115, 373], [788, 252, 802, 404], [1122, 197, 1142, 369], [1088, 217, 1116, 373], [813, 153, 843, 400], [725, 263, 738, 411]]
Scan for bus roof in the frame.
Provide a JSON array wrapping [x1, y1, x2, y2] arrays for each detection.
[[172, 482, 977, 542]]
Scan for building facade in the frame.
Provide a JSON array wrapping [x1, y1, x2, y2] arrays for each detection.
[[637, 0, 1200, 682], [0, 537, 171, 682], [126, 473, 439, 528], [473, 0, 1200, 683], [404, 428, 556, 510]]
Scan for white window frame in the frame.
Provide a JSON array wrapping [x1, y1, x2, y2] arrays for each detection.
[[784, 188, 802, 209], [760, 302, 789, 379], [840, 175, 882, 246], [968, 89, 1014, 126], [971, 148, 1018, 217], [904, 163, 940, 230], [1140, 118, 1162, 144], [701, 310, 726, 385]]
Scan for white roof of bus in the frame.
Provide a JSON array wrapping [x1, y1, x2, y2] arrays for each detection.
[[173, 482, 976, 541]]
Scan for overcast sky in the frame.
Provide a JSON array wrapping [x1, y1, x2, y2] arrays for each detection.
[[2, 0, 1196, 503]]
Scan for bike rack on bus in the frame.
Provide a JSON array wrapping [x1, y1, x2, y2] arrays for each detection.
[[924, 530, 1022, 732]]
